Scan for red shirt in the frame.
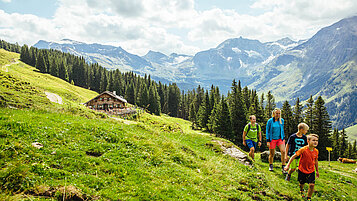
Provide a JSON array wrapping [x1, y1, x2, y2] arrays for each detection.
[[295, 145, 319, 174]]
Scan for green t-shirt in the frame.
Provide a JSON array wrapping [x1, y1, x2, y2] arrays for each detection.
[[244, 123, 261, 142]]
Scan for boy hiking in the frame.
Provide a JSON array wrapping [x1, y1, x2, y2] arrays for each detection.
[[285, 123, 309, 181], [285, 134, 319, 200], [243, 115, 262, 161]]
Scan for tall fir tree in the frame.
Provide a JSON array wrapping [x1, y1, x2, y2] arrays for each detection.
[[168, 83, 181, 117], [197, 91, 210, 130], [265, 91, 275, 120], [339, 128, 348, 157], [293, 98, 304, 129], [189, 101, 197, 129], [228, 80, 247, 145], [281, 100, 295, 139], [312, 96, 332, 160], [148, 84, 161, 115], [304, 95, 314, 133], [35, 50, 47, 73], [331, 128, 340, 160]]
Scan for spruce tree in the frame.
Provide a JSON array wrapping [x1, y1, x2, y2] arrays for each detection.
[[312, 96, 332, 160], [168, 83, 181, 117], [265, 91, 275, 120], [36, 50, 47, 73], [20, 44, 29, 63], [148, 84, 161, 115], [339, 128, 348, 157], [228, 80, 247, 146], [189, 101, 197, 129], [331, 128, 340, 160], [197, 91, 210, 130], [281, 100, 295, 139], [304, 95, 314, 133], [293, 98, 304, 129]]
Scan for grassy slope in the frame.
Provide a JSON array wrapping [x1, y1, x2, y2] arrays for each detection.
[[346, 124, 357, 141], [0, 49, 356, 200]]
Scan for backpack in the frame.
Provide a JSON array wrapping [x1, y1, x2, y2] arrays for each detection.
[[247, 123, 260, 133]]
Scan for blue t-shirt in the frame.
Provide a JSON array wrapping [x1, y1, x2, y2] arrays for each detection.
[[272, 121, 281, 140]]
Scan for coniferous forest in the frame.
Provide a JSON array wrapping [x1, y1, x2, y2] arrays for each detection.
[[1, 39, 356, 160]]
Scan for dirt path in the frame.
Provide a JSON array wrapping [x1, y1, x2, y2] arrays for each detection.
[[45, 92, 63, 104], [1, 60, 19, 72]]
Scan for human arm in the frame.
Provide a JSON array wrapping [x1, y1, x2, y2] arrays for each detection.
[[242, 131, 247, 146], [258, 131, 262, 147], [284, 153, 298, 171], [266, 120, 271, 146], [315, 158, 319, 178], [285, 144, 290, 162]]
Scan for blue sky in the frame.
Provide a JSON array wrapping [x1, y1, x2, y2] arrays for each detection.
[[1, 0, 357, 55]]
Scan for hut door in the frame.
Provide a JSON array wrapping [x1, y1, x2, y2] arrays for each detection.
[[103, 104, 108, 111]]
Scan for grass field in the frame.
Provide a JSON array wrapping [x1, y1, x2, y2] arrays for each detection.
[[346, 124, 357, 141], [0, 49, 356, 200]]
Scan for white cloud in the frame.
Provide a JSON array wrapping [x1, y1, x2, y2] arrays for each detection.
[[0, 0, 357, 56], [1, 0, 11, 3]]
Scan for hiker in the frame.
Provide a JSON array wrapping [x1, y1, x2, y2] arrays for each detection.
[[285, 123, 309, 181], [266, 108, 286, 173], [243, 115, 262, 161], [285, 134, 319, 200]]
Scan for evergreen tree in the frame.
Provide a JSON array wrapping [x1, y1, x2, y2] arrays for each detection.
[[197, 91, 210, 130], [209, 96, 231, 139], [20, 44, 30, 63], [189, 101, 197, 129], [304, 95, 314, 133], [331, 128, 340, 160], [168, 83, 181, 117], [35, 50, 47, 73], [148, 84, 161, 115], [58, 60, 69, 81], [265, 91, 275, 120], [228, 80, 247, 146], [293, 98, 304, 129], [125, 82, 136, 105], [312, 96, 332, 160], [339, 128, 348, 157], [281, 100, 295, 139]]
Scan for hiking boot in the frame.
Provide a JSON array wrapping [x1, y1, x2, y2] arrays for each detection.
[[282, 165, 287, 174], [269, 164, 273, 171], [285, 174, 291, 181]]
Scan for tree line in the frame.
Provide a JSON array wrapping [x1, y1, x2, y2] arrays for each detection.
[[1, 39, 356, 160]]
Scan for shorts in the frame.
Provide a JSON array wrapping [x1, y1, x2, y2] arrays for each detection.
[[298, 169, 315, 184], [269, 139, 285, 149], [245, 139, 257, 150], [290, 158, 300, 170]]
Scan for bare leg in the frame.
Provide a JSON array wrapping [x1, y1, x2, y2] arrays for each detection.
[[249, 147, 255, 160], [307, 184, 315, 198], [269, 148, 275, 165], [288, 168, 296, 175], [278, 143, 286, 165]]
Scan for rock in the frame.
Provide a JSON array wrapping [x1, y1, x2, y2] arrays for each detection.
[[32, 142, 43, 149], [260, 151, 281, 163]]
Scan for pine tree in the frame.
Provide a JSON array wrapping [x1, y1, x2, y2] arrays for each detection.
[[168, 83, 181, 117], [36, 50, 47, 73], [125, 82, 136, 105], [339, 128, 348, 157], [304, 96, 314, 133], [331, 128, 340, 160], [293, 98, 304, 130], [281, 100, 295, 139], [228, 80, 247, 145], [197, 91, 210, 130], [209, 96, 231, 139], [20, 44, 30, 63], [312, 96, 332, 160], [148, 84, 161, 115], [58, 60, 69, 81], [265, 91, 275, 120], [189, 101, 197, 129]]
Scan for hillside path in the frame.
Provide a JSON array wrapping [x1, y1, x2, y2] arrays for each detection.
[[1, 60, 19, 72], [45, 92, 63, 104]]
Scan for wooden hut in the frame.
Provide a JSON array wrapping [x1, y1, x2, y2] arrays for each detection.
[[85, 91, 135, 115]]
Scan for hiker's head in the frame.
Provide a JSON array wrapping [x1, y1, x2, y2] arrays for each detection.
[[272, 108, 282, 123], [249, 115, 256, 124], [307, 134, 319, 147], [298, 123, 309, 134]]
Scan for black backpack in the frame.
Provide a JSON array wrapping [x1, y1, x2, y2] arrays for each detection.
[[247, 123, 260, 133]]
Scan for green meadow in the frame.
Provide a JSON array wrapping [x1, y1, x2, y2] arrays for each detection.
[[0, 49, 356, 200]]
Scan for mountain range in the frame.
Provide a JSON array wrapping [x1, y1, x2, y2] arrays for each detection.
[[34, 16, 357, 129]]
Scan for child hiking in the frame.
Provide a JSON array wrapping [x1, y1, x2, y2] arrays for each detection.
[[243, 115, 262, 161], [285, 123, 309, 181], [285, 134, 319, 200]]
